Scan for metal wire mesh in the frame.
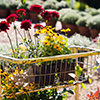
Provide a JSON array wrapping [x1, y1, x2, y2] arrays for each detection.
[[0, 46, 100, 98]]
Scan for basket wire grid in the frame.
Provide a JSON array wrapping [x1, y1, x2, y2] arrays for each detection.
[[0, 46, 100, 100]]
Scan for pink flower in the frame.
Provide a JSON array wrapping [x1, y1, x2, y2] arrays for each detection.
[[41, 10, 52, 21], [93, 38, 97, 42], [34, 24, 44, 29], [6, 14, 18, 24], [0, 21, 10, 32], [16, 8, 26, 17], [20, 19, 32, 31], [29, 5, 43, 14]]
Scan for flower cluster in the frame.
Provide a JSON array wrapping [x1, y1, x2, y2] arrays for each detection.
[[16, 8, 26, 17], [29, 5, 43, 14], [41, 10, 52, 21]]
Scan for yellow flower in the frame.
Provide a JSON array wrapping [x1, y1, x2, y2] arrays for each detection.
[[57, 35, 64, 40], [61, 28, 71, 32], [43, 40, 50, 46], [35, 30, 41, 35], [58, 40, 65, 45], [20, 69, 23, 74], [54, 44, 61, 50]]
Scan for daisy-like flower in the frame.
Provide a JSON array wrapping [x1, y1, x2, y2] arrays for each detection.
[[43, 40, 50, 46], [20, 19, 32, 31], [0, 21, 10, 32], [41, 10, 52, 21], [54, 44, 61, 51], [16, 8, 26, 17], [6, 14, 18, 24], [34, 24, 44, 29], [29, 5, 43, 14]]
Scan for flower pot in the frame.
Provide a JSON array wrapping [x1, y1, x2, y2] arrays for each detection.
[[89, 29, 99, 39], [61, 22, 67, 29], [10, 9, 16, 14], [0, 9, 9, 18], [78, 26, 91, 37], [24, 11, 30, 20], [46, 21, 56, 27], [66, 24, 78, 37], [29, 12, 39, 23]]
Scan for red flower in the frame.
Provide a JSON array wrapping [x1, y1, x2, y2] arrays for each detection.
[[20, 19, 32, 31], [29, 5, 43, 14], [0, 21, 10, 32], [41, 10, 52, 21], [16, 8, 26, 17], [34, 24, 44, 29], [51, 11, 60, 19], [6, 14, 18, 24]]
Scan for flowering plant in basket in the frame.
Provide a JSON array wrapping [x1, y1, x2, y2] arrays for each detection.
[[0, 6, 72, 99]]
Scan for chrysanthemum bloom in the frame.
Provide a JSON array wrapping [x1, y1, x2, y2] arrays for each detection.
[[20, 19, 32, 31], [29, 5, 43, 14], [41, 10, 52, 21], [51, 11, 60, 19], [16, 8, 26, 17], [6, 14, 18, 24], [34, 24, 44, 29], [0, 21, 10, 32]]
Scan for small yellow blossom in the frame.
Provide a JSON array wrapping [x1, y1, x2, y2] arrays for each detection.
[[20, 69, 23, 74], [54, 44, 61, 50], [61, 28, 71, 32], [43, 40, 50, 46]]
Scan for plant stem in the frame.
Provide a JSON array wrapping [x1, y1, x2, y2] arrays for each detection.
[[6, 32, 15, 56]]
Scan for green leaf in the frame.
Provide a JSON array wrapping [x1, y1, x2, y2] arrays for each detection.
[[93, 66, 97, 70], [88, 78, 92, 84], [76, 65, 82, 77], [81, 83, 85, 89], [21, 0, 26, 5], [68, 80, 74, 84], [67, 90, 74, 94]]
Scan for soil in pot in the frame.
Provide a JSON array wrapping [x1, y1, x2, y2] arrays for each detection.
[[78, 26, 91, 37]]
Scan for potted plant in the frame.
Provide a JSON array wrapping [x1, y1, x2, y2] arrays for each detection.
[[0, 2, 9, 18], [41, 10, 60, 28], [76, 16, 91, 37], [8, 0, 19, 14], [86, 15, 100, 38], [62, 12, 79, 36], [56, 0, 69, 10], [29, 4, 43, 23], [17, 2, 30, 19]]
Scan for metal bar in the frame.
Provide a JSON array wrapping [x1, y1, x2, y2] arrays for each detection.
[[0, 51, 100, 64]]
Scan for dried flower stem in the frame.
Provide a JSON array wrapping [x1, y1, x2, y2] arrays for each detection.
[[6, 32, 15, 56]]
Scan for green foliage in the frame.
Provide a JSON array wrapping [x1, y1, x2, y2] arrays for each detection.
[[76, 16, 91, 27], [68, 34, 93, 47], [43, 2, 57, 10], [76, 65, 82, 77], [62, 12, 79, 25], [78, 11, 91, 17], [86, 15, 100, 30], [56, 0, 69, 10], [0, 2, 8, 9], [89, 9, 100, 16], [77, 2, 86, 11], [21, 0, 26, 5]]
